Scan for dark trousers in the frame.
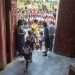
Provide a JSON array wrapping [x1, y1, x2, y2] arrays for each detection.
[[49, 35, 54, 51]]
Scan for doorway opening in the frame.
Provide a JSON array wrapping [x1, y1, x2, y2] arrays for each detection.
[[17, 0, 59, 49]]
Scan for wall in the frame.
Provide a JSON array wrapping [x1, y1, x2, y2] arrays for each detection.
[[0, 0, 17, 69]]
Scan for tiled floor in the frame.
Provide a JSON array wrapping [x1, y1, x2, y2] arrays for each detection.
[[0, 50, 75, 75]]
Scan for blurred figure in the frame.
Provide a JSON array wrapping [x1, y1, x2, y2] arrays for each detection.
[[16, 19, 25, 57], [23, 41, 31, 72], [26, 30, 35, 62], [49, 21, 55, 51], [43, 21, 50, 56], [31, 19, 39, 38]]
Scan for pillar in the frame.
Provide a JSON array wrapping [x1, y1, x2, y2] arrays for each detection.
[[54, 0, 75, 57], [8, 0, 17, 60]]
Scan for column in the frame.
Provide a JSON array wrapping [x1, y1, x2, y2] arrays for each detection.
[[9, 0, 17, 60]]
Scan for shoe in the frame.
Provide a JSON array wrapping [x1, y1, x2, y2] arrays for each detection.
[[24, 70, 27, 72], [30, 60, 32, 62], [42, 51, 46, 53], [43, 53, 47, 56]]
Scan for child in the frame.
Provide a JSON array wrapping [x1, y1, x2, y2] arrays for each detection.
[[26, 30, 35, 62], [23, 41, 31, 72]]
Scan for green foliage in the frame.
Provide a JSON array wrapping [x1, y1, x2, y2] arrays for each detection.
[[18, 0, 30, 5], [17, 0, 58, 9], [24, 0, 30, 5], [19, 0, 24, 2]]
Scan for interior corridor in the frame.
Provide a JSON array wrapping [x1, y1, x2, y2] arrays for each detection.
[[0, 50, 75, 75]]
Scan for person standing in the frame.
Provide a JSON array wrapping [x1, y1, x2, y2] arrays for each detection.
[[31, 19, 40, 48], [49, 21, 55, 51], [31, 19, 39, 38], [43, 21, 50, 56], [16, 19, 25, 56]]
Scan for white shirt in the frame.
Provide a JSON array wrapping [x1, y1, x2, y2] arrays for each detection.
[[23, 46, 30, 54], [39, 35, 44, 41], [49, 24, 55, 35]]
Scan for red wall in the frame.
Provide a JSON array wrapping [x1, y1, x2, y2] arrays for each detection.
[[0, 11, 2, 60], [0, 0, 17, 69], [0, 0, 7, 69], [54, 0, 75, 57]]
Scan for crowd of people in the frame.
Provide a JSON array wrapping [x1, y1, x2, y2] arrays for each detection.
[[15, 18, 56, 72], [17, 6, 57, 27], [16, 4, 57, 72]]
